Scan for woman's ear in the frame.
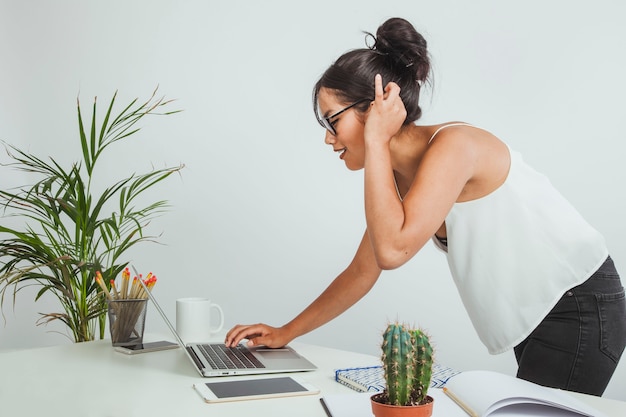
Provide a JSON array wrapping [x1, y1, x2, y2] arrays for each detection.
[[358, 104, 373, 124]]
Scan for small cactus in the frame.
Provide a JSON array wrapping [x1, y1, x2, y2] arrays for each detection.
[[411, 329, 433, 405], [380, 322, 433, 406]]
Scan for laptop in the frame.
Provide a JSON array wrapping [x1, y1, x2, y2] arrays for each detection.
[[135, 271, 317, 377]]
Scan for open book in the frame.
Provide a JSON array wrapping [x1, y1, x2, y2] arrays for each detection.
[[320, 371, 608, 417], [442, 370, 608, 417]]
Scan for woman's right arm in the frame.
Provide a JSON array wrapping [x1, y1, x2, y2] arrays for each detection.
[[224, 230, 382, 348]]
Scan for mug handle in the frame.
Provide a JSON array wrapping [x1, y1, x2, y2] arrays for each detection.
[[211, 303, 225, 333]]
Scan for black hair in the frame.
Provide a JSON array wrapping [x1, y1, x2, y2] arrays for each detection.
[[313, 17, 431, 125]]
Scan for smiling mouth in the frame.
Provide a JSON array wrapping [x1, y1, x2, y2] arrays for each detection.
[[334, 147, 347, 159]]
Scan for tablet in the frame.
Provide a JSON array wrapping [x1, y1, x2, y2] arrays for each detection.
[[193, 376, 320, 403]]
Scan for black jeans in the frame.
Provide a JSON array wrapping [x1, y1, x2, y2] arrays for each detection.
[[514, 256, 626, 396]]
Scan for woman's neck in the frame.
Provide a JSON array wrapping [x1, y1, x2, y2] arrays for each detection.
[[389, 124, 430, 180]]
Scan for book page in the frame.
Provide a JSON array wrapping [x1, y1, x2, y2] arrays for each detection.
[[491, 403, 592, 416], [444, 371, 608, 417]]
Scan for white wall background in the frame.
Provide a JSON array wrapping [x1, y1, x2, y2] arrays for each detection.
[[1, 0, 625, 400]]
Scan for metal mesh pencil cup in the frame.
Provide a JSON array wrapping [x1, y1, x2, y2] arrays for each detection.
[[107, 299, 148, 346]]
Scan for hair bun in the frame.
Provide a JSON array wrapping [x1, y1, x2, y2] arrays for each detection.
[[370, 17, 429, 81]]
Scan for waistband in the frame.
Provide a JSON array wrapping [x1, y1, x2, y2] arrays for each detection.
[[570, 256, 623, 294]]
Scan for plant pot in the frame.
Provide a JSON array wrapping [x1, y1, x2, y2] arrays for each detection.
[[370, 393, 434, 417]]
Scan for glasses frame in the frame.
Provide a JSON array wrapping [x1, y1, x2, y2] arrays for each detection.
[[318, 98, 371, 136]]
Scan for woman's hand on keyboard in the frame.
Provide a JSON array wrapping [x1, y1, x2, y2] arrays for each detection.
[[225, 323, 291, 348]]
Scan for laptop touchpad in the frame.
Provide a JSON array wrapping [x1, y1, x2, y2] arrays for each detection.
[[255, 349, 301, 359]]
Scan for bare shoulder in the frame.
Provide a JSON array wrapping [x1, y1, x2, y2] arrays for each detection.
[[426, 122, 500, 144], [424, 123, 507, 158], [420, 123, 510, 201]]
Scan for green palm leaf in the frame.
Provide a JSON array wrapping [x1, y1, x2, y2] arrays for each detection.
[[0, 88, 183, 342]]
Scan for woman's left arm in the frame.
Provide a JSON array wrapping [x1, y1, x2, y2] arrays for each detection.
[[363, 75, 474, 269]]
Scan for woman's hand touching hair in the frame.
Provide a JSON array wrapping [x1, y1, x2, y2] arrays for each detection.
[[364, 74, 407, 146]]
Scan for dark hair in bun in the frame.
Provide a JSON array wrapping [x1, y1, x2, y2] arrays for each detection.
[[313, 17, 431, 125]]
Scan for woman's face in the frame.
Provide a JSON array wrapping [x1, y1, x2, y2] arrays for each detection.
[[317, 88, 368, 171]]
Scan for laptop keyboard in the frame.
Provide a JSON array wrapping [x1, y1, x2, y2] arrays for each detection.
[[198, 344, 265, 369]]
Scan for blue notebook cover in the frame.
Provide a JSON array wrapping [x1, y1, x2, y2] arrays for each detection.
[[334, 363, 460, 393]]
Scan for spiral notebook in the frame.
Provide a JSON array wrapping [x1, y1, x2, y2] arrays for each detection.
[[334, 363, 460, 392]]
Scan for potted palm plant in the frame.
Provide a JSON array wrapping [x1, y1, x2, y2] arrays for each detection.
[[0, 88, 183, 343], [370, 322, 435, 417]]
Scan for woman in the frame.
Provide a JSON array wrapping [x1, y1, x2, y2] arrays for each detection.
[[225, 17, 626, 396]]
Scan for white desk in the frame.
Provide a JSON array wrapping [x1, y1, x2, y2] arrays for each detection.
[[1, 337, 625, 417]]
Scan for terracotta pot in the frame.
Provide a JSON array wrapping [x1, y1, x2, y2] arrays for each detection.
[[370, 393, 434, 417]]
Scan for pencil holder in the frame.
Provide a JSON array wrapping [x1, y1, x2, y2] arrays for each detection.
[[107, 299, 148, 346]]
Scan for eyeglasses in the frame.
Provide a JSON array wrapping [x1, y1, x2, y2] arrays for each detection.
[[317, 98, 371, 136]]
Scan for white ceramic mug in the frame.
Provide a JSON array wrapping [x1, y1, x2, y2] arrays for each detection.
[[175, 297, 224, 343]]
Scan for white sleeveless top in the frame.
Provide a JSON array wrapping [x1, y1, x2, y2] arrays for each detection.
[[429, 124, 608, 354]]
